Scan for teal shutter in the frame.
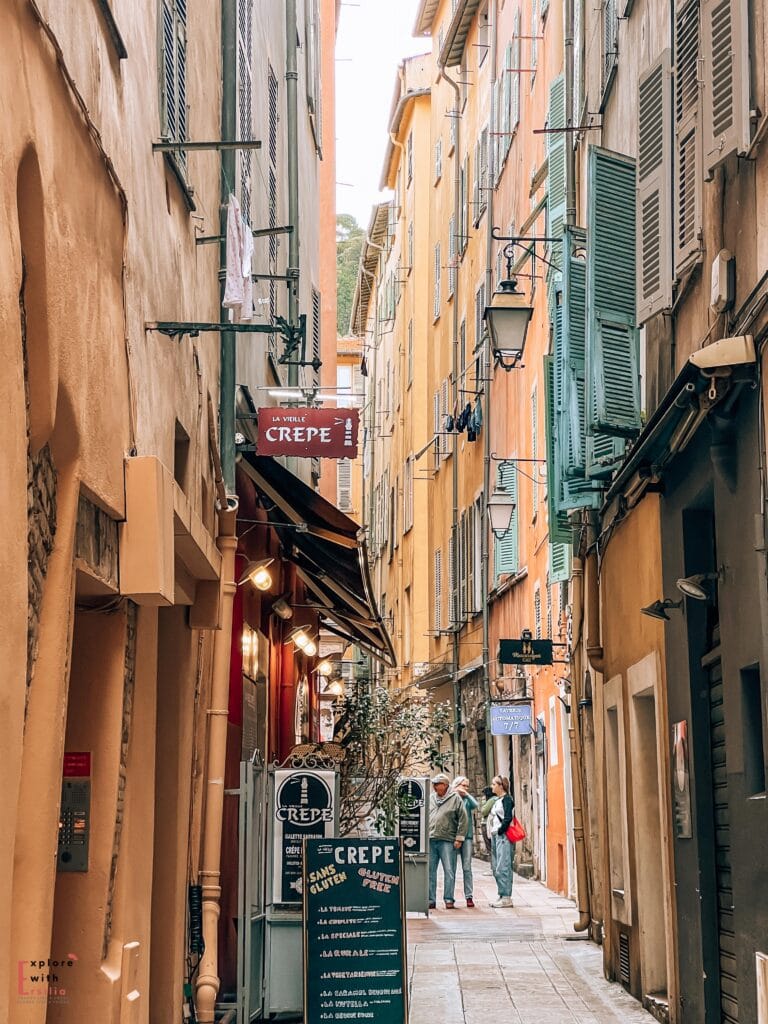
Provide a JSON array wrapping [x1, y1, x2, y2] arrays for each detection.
[[494, 463, 519, 579], [560, 227, 611, 503], [586, 146, 642, 438], [549, 540, 571, 583], [544, 354, 571, 544], [547, 75, 566, 265]]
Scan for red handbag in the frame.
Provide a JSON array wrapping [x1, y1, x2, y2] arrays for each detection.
[[505, 817, 525, 843]]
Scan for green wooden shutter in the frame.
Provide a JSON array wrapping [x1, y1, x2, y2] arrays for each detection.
[[675, 0, 703, 267], [586, 146, 641, 438], [494, 463, 519, 579], [547, 75, 566, 265], [544, 354, 571, 544], [549, 540, 571, 583], [161, 0, 187, 159]]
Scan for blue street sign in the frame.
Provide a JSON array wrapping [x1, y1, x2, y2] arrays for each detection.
[[490, 703, 533, 736]]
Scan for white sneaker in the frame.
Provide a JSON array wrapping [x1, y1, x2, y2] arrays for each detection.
[[490, 897, 514, 908]]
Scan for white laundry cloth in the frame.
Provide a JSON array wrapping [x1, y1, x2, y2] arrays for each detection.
[[240, 212, 254, 322], [223, 193, 244, 311]]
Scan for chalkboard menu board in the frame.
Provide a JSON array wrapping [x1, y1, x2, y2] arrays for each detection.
[[303, 838, 408, 1024]]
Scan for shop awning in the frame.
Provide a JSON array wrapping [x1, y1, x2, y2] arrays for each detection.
[[238, 453, 396, 667]]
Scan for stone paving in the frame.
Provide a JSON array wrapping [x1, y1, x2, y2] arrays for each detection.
[[406, 860, 654, 1024]]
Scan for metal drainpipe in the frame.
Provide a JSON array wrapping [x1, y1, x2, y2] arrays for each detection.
[[286, 0, 300, 387], [195, 504, 238, 1023], [439, 62, 463, 772], [585, 512, 605, 672], [219, 0, 237, 491], [568, 554, 591, 931], [481, 0, 499, 780]]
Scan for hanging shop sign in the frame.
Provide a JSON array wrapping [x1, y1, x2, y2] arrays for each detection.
[[490, 702, 533, 736], [303, 837, 407, 1024], [396, 778, 427, 854], [257, 407, 359, 459], [498, 632, 553, 666], [272, 770, 336, 905]]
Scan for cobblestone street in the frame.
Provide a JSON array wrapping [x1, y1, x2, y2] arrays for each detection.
[[407, 862, 654, 1024]]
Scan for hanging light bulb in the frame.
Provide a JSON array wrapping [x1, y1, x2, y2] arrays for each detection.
[[303, 639, 318, 658], [238, 558, 274, 591]]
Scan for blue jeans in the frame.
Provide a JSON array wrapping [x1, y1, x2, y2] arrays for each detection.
[[492, 834, 513, 898], [429, 839, 457, 903], [457, 838, 474, 898]]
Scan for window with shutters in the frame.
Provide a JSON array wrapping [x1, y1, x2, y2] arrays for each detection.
[[475, 283, 486, 350], [404, 456, 414, 531], [460, 320, 467, 382], [574, 0, 584, 126], [601, 0, 618, 98], [460, 155, 470, 254], [433, 390, 441, 466], [433, 242, 441, 321], [449, 104, 458, 154], [474, 496, 483, 611], [268, 65, 280, 359], [407, 221, 414, 271], [448, 533, 457, 625], [549, 696, 559, 764], [637, 53, 673, 322], [237, 0, 253, 218], [675, 0, 703, 268], [499, 43, 512, 170], [160, 0, 189, 183], [407, 320, 414, 387], [305, 0, 322, 153], [404, 587, 412, 665], [534, 582, 542, 637], [441, 378, 450, 461], [435, 138, 443, 183], [543, 353, 571, 544], [477, 2, 490, 63], [472, 141, 481, 226], [465, 507, 476, 615], [549, 537, 571, 582], [407, 132, 413, 184], [511, 11, 521, 131], [531, 383, 539, 516], [547, 75, 566, 264], [531, 0, 539, 82], [477, 126, 489, 220], [546, 575, 553, 638], [494, 462, 519, 580], [586, 146, 641, 441], [388, 484, 396, 561], [702, 0, 750, 174], [434, 548, 443, 633], [337, 459, 352, 511], [448, 216, 457, 297]]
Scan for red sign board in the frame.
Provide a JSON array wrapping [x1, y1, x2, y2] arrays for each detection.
[[257, 407, 359, 459], [63, 752, 91, 777]]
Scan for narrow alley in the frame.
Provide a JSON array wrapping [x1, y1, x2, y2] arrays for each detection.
[[408, 865, 654, 1024]]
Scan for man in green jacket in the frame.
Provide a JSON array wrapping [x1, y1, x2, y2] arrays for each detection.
[[428, 773, 469, 910]]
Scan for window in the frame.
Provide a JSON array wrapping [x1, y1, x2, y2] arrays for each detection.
[[531, 0, 539, 80], [404, 587, 412, 666], [511, 10, 521, 131], [477, 2, 490, 63], [474, 283, 486, 349], [459, 319, 467, 381], [160, 0, 188, 163], [434, 138, 443, 182], [494, 463, 519, 580], [337, 364, 353, 407], [637, 52, 673, 322], [448, 215, 457, 297], [337, 459, 352, 510], [549, 696, 559, 765], [546, 574, 553, 639], [407, 319, 413, 386], [403, 456, 414, 532], [459, 155, 469, 254], [534, 582, 542, 637], [674, 0, 702, 268], [237, 0, 253, 217], [434, 548, 442, 632], [433, 242, 441, 321], [701, 0, 751, 175], [268, 65, 279, 357], [407, 221, 414, 271], [407, 132, 413, 184], [602, 0, 618, 95], [531, 382, 539, 514], [478, 125, 489, 219], [305, 0, 322, 152], [586, 147, 641, 440], [449, 105, 458, 153], [573, 0, 584, 126]]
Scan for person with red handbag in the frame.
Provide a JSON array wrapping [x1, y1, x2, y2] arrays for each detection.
[[487, 775, 515, 908]]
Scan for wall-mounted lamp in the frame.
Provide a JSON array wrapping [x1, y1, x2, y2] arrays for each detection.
[[487, 481, 516, 537], [640, 598, 683, 621], [271, 596, 294, 620], [239, 557, 274, 591], [315, 658, 334, 677], [286, 626, 317, 658], [676, 572, 721, 601], [323, 678, 345, 697], [484, 276, 533, 371]]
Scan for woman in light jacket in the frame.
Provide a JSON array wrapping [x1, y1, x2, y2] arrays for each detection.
[[451, 776, 479, 907], [487, 775, 514, 908]]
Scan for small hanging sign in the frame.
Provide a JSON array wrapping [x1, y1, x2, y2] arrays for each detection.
[[257, 407, 359, 459], [498, 632, 553, 666]]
